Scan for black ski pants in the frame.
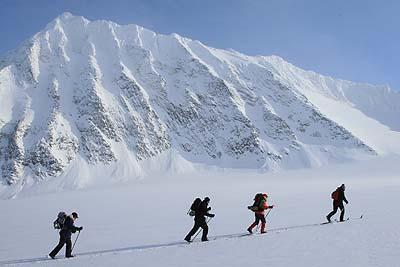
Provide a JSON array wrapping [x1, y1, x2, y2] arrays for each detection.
[[185, 218, 209, 241], [49, 234, 72, 257], [327, 201, 345, 221]]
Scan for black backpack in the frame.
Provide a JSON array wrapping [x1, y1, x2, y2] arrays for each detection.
[[53, 212, 67, 229], [188, 198, 202, 216]]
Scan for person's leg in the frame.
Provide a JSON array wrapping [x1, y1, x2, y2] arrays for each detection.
[[339, 203, 345, 221], [65, 237, 73, 257], [201, 220, 209, 241], [260, 214, 267, 233], [248, 213, 260, 232], [327, 202, 339, 221], [185, 221, 200, 241], [49, 235, 66, 258]]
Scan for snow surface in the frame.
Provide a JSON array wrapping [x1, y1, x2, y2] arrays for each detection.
[[0, 155, 399, 266]]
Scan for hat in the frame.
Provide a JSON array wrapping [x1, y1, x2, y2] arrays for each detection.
[[204, 197, 210, 202], [72, 212, 79, 218]]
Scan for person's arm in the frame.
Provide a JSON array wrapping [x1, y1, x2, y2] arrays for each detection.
[[66, 218, 82, 232], [262, 201, 274, 210], [73, 224, 83, 231], [204, 205, 215, 217], [343, 193, 348, 204]]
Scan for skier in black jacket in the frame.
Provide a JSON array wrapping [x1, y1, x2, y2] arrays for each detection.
[[326, 184, 349, 222], [49, 212, 83, 259], [185, 197, 215, 242]]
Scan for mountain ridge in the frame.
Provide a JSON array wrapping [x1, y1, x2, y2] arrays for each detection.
[[0, 13, 399, 195]]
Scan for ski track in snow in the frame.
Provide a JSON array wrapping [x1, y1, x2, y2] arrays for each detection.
[[0, 157, 399, 267], [0, 216, 364, 266]]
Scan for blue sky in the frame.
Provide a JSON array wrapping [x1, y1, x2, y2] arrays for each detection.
[[0, 0, 398, 90]]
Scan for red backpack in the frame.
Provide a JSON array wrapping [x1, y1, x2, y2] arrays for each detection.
[[331, 190, 339, 200]]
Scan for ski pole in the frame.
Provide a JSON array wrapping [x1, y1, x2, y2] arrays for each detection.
[[71, 230, 81, 253], [193, 217, 213, 240], [265, 208, 272, 218]]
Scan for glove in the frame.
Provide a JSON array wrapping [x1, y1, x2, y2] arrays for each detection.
[[78, 226, 83, 231], [209, 214, 215, 218], [207, 207, 212, 211], [270, 205, 274, 209], [247, 206, 252, 210]]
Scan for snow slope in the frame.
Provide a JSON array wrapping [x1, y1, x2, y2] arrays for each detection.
[[263, 56, 400, 153], [0, 155, 399, 267], [0, 13, 399, 197]]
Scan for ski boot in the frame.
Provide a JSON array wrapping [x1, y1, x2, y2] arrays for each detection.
[[326, 216, 331, 223]]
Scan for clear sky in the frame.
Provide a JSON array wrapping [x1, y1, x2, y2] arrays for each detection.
[[0, 0, 398, 90]]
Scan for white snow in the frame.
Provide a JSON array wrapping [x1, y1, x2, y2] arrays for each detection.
[[0, 155, 399, 266], [260, 56, 400, 154]]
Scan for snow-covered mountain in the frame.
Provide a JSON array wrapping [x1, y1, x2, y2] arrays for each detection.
[[0, 13, 399, 193]]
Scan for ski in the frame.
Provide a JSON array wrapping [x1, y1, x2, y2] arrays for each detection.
[[322, 214, 363, 224], [334, 215, 363, 223], [334, 218, 350, 223]]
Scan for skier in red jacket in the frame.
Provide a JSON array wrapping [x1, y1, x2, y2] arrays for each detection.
[[247, 193, 274, 234]]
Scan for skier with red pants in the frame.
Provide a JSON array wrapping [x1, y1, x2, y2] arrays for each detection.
[[247, 193, 274, 234]]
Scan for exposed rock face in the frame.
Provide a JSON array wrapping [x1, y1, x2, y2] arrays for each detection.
[[3, 13, 395, 187]]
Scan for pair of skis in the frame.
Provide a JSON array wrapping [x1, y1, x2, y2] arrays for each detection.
[[321, 214, 363, 225]]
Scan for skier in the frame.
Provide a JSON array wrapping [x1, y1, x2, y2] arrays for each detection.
[[326, 184, 349, 222], [247, 193, 274, 234], [184, 197, 215, 242], [49, 212, 83, 259]]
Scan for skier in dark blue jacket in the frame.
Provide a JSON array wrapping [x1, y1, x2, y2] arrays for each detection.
[[49, 212, 83, 259]]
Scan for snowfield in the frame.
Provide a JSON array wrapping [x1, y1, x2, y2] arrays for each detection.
[[0, 155, 399, 267]]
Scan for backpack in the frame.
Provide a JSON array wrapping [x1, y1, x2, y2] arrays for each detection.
[[53, 212, 67, 229], [249, 193, 264, 212], [331, 190, 339, 200], [188, 198, 202, 216]]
